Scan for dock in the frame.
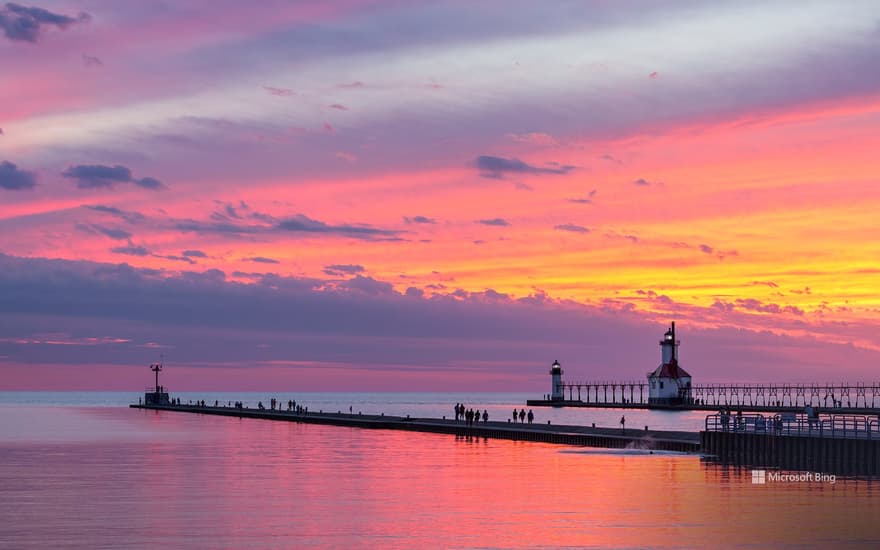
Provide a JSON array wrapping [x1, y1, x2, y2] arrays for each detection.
[[130, 403, 701, 453], [701, 413, 880, 476]]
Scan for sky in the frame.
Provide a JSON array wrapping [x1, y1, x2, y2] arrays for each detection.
[[1, 0, 879, 391]]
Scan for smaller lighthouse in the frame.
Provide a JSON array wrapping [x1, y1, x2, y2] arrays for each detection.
[[549, 359, 564, 401], [144, 361, 171, 405]]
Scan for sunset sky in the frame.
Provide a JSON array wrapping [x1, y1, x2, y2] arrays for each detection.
[[2, 0, 879, 390]]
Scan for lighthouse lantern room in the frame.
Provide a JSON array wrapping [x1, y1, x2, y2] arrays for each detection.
[[647, 322, 693, 405]]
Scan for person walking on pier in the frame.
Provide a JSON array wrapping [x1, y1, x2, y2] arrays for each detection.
[[482, 410, 488, 423], [519, 409, 526, 423], [512, 408, 518, 423], [455, 403, 461, 421], [527, 410, 534, 424], [620, 415, 626, 433]]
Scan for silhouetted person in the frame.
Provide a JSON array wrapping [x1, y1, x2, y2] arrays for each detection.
[[527, 410, 534, 424], [620, 415, 626, 432], [512, 409, 518, 423], [519, 409, 525, 423], [482, 410, 488, 423]]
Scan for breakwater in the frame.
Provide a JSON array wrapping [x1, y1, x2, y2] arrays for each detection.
[[131, 403, 880, 475], [130, 403, 700, 453]]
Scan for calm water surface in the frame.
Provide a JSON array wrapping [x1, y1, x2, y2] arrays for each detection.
[[1, 395, 878, 548]]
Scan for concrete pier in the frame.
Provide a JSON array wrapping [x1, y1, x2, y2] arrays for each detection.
[[130, 403, 700, 453], [130, 403, 880, 475]]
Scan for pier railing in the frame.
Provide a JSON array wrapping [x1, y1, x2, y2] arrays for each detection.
[[705, 413, 880, 439], [553, 381, 880, 408]]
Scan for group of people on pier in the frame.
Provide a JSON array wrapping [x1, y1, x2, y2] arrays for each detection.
[[254, 398, 306, 414], [512, 408, 534, 424], [454, 403, 488, 425], [454, 404, 537, 425]]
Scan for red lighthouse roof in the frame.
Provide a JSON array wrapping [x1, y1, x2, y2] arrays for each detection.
[[649, 358, 691, 379]]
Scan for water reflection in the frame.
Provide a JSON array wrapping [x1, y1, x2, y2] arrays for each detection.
[[0, 407, 877, 548]]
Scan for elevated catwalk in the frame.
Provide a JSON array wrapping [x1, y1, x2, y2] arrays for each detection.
[[528, 382, 880, 415]]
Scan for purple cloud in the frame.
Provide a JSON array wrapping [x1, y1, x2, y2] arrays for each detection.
[[83, 205, 146, 224], [110, 244, 149, 256], [246, 256, 280, 264], [477, 218, 510, 227], [324, 264, 365, 276], [62, 164, 165, 190], [0, 160, 36, 190], [554, 224, 589, 233], [76, 223, 132, 241], [0, 3, 90, 43], [277, 214, 401, 240], [404, 215, 437, 225], [4, 252, 874, 388], [475, 156, 574, 179]]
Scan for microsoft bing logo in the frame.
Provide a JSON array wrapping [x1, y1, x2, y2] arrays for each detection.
[[749, 469, 835, 485]]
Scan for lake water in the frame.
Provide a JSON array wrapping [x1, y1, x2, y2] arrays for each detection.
[[1, 393, 878, 548]]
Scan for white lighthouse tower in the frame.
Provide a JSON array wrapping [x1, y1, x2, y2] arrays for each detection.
[[647, 322, 692, 405], [549, 359, 564, 401]]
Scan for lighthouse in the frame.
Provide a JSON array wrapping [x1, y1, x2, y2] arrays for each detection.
[[144, 361, 170, 405], [647, 322, 692, 405], [549, 359, 564, 401]]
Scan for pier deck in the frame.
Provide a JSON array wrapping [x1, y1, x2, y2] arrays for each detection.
[[130, 403, 700, 452]]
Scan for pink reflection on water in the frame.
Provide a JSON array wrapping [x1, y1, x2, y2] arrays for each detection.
[[0, 407, 878, 548]]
